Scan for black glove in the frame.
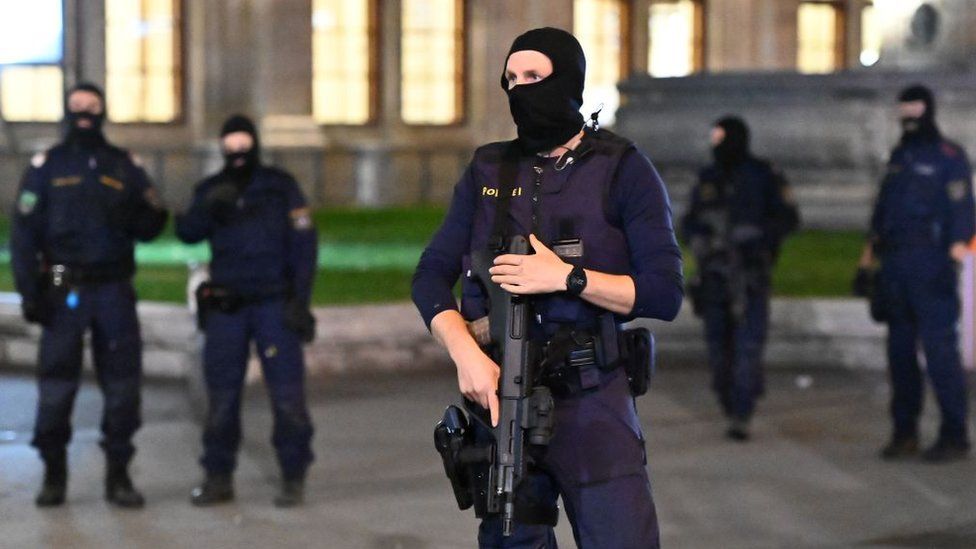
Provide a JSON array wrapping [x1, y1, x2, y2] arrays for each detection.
[[204, 183, 241, 224], [22, 299, 53, 326], [283, 298, 316, 343], [852, 267, 872, 297]]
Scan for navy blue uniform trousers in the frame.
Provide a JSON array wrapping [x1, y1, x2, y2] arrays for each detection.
[[477, 371, 660, 549], [200, 298, 314, 479], [701, 288, 769, 420], [882, 249, 969, 443], [32, 281, 142, 464]]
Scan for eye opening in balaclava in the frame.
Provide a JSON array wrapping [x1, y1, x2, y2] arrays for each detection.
[[898, 84, 940, 143], [712, 115, 751, 168], [219, 114, 261, 183], [501, 27, 586, 154], [64, 82, 107, 148]]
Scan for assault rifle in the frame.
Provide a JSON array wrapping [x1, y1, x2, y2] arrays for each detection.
[[434, 235, 555, 536], [694, 210, 751, 321]]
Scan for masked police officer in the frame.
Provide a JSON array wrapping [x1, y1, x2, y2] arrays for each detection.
[[857, 85, 975, 462], [682, 116, 799, 441], [413, 28, 682, 548], [10, 82, 168, 508], [175, 115, 317, 507]]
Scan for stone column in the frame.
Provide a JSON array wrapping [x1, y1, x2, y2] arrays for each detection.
[[253, 0, 313, 119], [628, 0, 651, 76], [198, 0, 258, 134]]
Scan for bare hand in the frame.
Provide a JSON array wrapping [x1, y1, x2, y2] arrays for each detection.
[[490, 234, 572, 294], [951, 242, 969, 263], [455, 346, 500, 426]]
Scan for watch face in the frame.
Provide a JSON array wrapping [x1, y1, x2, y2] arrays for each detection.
[[568, 267, 586, 294]]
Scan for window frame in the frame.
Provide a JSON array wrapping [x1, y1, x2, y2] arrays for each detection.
[[616, 0, 633, 82], [858, 1, 880, 67], [104, 0, 186, 126], [398, 0, 467, 128]]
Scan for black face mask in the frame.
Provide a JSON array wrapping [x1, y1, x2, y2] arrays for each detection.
[[223, 149, 258, 185], [712, 141, 748, 168], [65, 110, 106, 148], [502, 27, 587, 154], [900, 115, 939, 143], [711, 117, 751, 169], [506, 78, 584, 154], [898, 85, 941, 144]]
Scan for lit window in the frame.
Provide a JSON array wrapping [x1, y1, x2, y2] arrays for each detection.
[[313, 0, 375, 124], [0, 65, 63, 122], [0, 0, 63, 122], [401, 0, 463, 125], [649, 1, 702, 77], [574, 0, 627, 124], [860, 4, 880, 66], [797, 2, 844, 74], [105, 0, 182, 123]]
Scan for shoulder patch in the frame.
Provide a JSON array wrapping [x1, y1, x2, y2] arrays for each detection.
[[31, 152, 47, 168], [941, 142, 960, 158], [18, 190, 39, 215], [128, 152, 144, 167], [290, 207, 313, 231], [948, 179, 970, 202]]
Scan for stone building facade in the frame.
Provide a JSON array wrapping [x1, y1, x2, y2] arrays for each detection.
[[0, 0, 971, 228]]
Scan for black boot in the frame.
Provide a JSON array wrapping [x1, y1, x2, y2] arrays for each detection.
[[190, 474, 234, 506], [105, 463, 145, 509], [880, 434, 919, 460], [725, 417, 751, 442], [922, 438, 970, 463], [35, 454, 67, 507], [273, 477, 305, 508]]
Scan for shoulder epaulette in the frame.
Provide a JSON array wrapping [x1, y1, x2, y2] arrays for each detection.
[[941, 141, 961, 158]]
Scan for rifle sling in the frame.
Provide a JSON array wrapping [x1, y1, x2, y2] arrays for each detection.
[[489, 142, 522, 250]]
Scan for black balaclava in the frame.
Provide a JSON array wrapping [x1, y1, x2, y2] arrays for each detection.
[[220, 114, 261, 184], [898, 84, 940, 144], [64, 82, 107, 149], [712, 116, 751, 169], [501, 27, 586, 154]]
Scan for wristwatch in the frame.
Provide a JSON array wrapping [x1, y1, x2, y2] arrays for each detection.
[[565, 265, 587, 296]]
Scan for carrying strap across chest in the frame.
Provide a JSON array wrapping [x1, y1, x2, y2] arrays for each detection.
[[488, 142, 523, 251]]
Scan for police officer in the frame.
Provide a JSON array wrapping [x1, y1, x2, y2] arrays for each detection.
[[858, 85, 975, 462], [681, 116, 799, 441], [10, 82, 169, 508], [175, 115, 317, 506], [412, 28, 682, 548]]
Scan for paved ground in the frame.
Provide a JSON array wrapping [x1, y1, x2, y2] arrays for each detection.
[[2, 365, 976, 548]]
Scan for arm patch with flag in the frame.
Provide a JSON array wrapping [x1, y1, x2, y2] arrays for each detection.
[[290, 207, 313, 231]]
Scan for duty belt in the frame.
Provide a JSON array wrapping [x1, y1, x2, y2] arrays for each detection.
[[878, 236, 942, 252], [539, 324, 620, 397], [48, 263, 132, 287]]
